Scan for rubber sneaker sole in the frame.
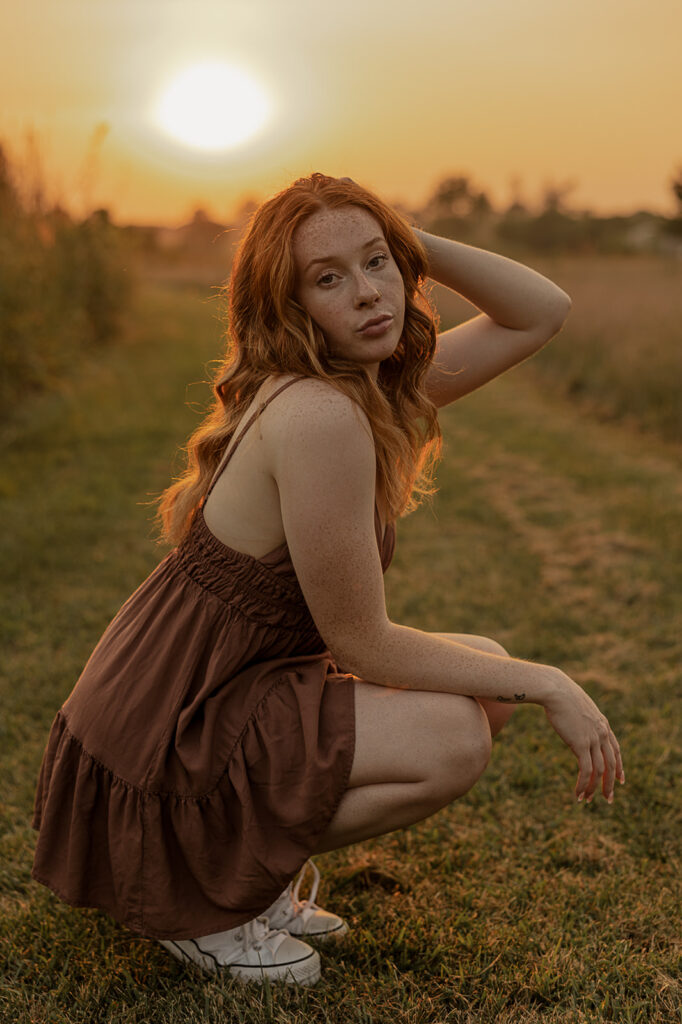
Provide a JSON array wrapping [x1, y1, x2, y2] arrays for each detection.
[[160, 938, 321, 986], [304, 919, 349, 943], [231, 948, 321, 986]]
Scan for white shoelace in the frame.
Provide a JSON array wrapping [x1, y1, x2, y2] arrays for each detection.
[[289, 859, 322, 919], [235, 914, 290, 953]]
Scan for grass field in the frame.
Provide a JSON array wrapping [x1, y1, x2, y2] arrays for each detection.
[[432, 251, 682, 445], [0, 274, 680, 1023]]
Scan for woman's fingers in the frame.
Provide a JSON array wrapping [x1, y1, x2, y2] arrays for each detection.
[[576, 728, 624, 804], [612, 729, 626, 784], [545, 675, 625, 803], [601, 736, 618, 803], [583, 745, 605, 803], [575, 748, 594, 801]]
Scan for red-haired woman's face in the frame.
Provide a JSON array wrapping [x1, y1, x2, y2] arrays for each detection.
[[292, 206, 405, 377]]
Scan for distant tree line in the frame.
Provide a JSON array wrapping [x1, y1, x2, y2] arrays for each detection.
[[123, 167, 682, 267], [0, 141, 133, 422], [2, 127, 680, 421], [410, 169, 682, 256]]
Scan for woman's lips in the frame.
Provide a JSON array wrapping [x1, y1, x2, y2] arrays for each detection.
[[358, 316, 393, 337]]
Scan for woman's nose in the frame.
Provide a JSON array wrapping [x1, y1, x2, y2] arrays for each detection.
[[353, 273, 381, 304]]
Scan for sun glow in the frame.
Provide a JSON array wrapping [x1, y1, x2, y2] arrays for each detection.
[[153, 61, 271, 151]]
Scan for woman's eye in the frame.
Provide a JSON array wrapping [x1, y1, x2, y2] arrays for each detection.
[[316, 254, 387, 287]]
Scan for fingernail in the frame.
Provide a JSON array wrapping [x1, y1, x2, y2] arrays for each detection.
[[577, 793, 584, 802], [620, 773, 626, 784], [608, 793, 614, 804], [586, 795, 593, 804]]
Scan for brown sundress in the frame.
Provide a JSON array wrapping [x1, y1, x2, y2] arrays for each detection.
[[31, 377, 396, 940]]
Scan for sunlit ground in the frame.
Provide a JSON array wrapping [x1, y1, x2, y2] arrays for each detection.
[[0, 262, 679, 1022]]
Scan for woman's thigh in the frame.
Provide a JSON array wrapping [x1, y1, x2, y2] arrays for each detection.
[[346, 631, 513, 791], [347, 681, 491, 793]]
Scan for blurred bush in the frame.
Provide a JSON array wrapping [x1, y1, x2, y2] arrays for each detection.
[[0, 142, 134, 421]]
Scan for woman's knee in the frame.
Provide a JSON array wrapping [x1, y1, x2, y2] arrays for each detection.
[[433, 631, 511, 660], [350, 684, 490, 799], [427, 694, 491, 801], [432, 633, 516, 737], [478, 637, 510, 659]]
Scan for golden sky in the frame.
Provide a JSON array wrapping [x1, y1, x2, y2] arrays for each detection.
[[2, 0, 681, 225]]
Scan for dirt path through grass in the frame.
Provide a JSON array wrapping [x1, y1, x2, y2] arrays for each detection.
[[1, 282, 679, 1023]]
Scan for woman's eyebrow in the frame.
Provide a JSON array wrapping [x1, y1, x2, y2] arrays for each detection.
[[304, 236, 386, 273]]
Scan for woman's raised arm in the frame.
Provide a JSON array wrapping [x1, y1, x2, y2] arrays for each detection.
[[414, 229, 572, 408]]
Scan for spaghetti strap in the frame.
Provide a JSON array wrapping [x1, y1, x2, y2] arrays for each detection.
[[205, 377, 304, 500]]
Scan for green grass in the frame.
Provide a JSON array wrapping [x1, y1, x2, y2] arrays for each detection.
[[1, 278, 680, 1023]]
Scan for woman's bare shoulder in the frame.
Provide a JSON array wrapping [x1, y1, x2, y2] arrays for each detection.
[[262, 376, 373, 456], [260, 377, 384, 657], [267, 374, 365, 411]]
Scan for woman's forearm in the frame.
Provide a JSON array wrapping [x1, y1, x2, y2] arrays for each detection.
[[337, 622, 561, 707], [334, 621, 624, 803], [413, 228, 571, 331]]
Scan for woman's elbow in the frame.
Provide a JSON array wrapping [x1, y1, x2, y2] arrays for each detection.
[[326, 638, 369, 677], [324, 623, 389, 677]]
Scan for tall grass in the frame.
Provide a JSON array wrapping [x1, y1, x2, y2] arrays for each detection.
[[431, 252, 682, 444], [0, 141, 134, 421]]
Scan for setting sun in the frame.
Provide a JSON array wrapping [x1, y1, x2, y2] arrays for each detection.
[[153, 61, 271, 152]]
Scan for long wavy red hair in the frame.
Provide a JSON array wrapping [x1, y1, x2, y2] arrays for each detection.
[[156, 172, 442, 545]]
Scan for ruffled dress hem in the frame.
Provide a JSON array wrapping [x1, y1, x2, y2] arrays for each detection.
[[31, 676, 356, 940]]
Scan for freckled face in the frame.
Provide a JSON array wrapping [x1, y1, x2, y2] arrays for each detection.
[[292, 206, 405, 377]]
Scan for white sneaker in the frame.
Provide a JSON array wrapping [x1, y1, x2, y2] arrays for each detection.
[[263, 860, 349, 942], [159, 915, 320, 986]]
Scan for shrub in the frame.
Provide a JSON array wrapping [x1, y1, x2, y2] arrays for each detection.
[[0, 143, 133, 420]]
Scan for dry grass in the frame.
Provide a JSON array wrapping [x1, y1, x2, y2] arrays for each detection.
[[432, 252, 682, 443], [0, 276, 680, 1023]]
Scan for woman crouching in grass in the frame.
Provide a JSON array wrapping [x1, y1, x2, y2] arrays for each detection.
[[32, 173, 624, 986]]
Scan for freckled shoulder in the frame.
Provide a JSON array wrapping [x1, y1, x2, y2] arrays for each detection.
[[260, 377, 374, 468], [258, 377, 385, 660]]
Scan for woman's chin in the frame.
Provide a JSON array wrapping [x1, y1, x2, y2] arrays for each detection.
[[352, 334, 401, 365]]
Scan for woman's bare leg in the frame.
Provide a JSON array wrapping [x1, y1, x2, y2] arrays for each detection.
[[313, 686, 490, 853], [313, 633, 515, 855], [430, 633, 517, 737]]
